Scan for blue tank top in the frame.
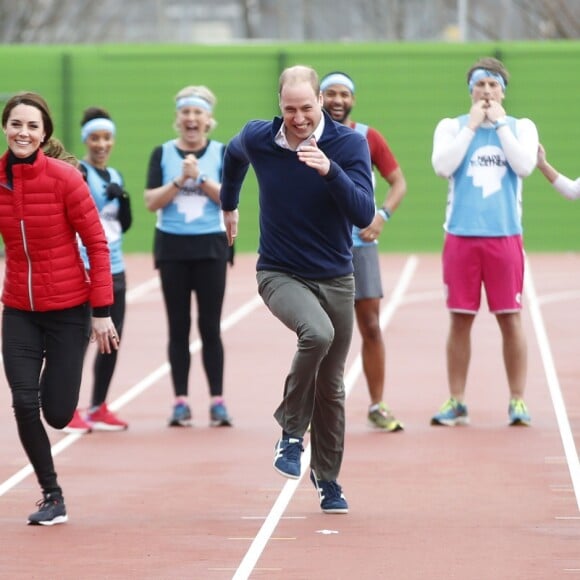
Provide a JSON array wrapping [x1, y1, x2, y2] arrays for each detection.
[[351, 122, 377, 248], [78, 161, 125, 274], [445, 115, 522, 236], [156, 140, 225, 235]]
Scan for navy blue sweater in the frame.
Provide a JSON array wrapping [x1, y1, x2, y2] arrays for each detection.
[[221, 113, 375, 279]]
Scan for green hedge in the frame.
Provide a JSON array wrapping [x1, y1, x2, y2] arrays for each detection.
[[2, 41, 579, 253]]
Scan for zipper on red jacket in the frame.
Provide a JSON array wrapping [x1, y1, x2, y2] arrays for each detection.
[[20, 220, 35, 311]]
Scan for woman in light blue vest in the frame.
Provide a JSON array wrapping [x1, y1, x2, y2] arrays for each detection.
[[65, 106, 132, 433], [144, 85, 232, 428]]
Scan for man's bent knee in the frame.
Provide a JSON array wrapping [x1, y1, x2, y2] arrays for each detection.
[[299, 323, 334, 355]]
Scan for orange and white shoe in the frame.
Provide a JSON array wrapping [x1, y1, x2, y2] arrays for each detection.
[[63, 409, 92, 434], [86, 403, 128, 431]]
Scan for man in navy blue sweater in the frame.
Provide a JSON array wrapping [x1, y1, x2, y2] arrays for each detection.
[[220, 65, 375, 514]]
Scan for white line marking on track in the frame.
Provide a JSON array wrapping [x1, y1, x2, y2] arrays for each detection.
[[232, 255, 419, 580], [125, 276, 160, 302], [0, 432, 85, 496], [241, 516, 306, 520], [525, 258, 580, 512], [0, 291, 264, 498]]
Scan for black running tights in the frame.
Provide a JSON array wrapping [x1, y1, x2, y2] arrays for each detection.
[[2, 304, 90, 495], [158, 259, 226, 398], [90, 272, 126, 408]]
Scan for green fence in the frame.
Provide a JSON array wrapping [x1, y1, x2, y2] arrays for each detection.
[[2, 41, 579, 253]]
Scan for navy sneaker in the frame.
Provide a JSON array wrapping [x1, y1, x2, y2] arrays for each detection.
[[168, 402, 192, 427], [210, 401, 233, 427], [27, 492, 68, 526], [310, 470, 348, 514], [273, 436, 304, 479]]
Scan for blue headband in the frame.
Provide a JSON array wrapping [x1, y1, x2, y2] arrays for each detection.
[[320, 73, 355, 94], [468, 68, 506, 93], [175, 96, 213, 112], [81, 118, 116, 143]]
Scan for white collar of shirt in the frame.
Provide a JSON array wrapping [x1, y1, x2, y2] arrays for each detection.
[[274, 113, 325, 151]]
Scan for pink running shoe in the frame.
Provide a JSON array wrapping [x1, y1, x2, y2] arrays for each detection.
[[86, 403, 128, 431], [63, 409, 92, 434]]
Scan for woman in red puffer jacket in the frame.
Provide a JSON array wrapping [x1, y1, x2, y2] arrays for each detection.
[[0, 92, 118, 526]]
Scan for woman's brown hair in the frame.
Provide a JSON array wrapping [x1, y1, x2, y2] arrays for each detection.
[[2, 91, 54, 141]]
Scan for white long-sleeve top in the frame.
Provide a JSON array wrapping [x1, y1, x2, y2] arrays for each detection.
[[431, 115, 539, 236], [552, 174, 580, 200], [432, 117, 538, 179]]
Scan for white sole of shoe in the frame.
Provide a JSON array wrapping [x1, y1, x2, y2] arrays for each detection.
[[431, 417, 470, 426], [28, 514, 69, 526], [322, 507, 349, 514], [273, 464, 300, 480], [62, 427, 91, 434], [89, 422, 128, 431]]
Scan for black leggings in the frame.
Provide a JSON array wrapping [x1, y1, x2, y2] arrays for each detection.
[[90, 272, 126, 408], [2, 304, 91, 495], [158, 259, 226, 398]]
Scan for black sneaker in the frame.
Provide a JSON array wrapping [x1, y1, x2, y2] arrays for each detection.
[[27, 492, 68, 526]]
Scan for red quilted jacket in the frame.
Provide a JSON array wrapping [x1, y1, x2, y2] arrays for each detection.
[[0, 149, 113, 312]]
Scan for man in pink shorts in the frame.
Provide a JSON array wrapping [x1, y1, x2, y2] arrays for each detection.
[[430, 56, 538, 426]]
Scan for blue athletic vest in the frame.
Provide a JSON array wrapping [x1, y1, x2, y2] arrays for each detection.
[[351, 122, 377, 248], [445, 115, 522, 236], [78, 161, 125, 274], [157, 140, 225, 235]]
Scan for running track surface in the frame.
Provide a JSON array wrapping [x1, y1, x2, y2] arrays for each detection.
[[0, 253, 579, 580]]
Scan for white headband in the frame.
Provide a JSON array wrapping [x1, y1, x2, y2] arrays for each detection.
[[175, 96, 213, 112], [81, 118, 116, 143], [468, 68, 506, 93], [320, 73, 355, 94]]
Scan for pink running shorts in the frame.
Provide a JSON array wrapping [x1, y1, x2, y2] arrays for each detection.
[[442, 233, 524, 314]]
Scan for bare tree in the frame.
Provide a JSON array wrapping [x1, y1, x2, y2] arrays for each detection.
[[526, 0, 580, 38], [1, 0, 580, 43]]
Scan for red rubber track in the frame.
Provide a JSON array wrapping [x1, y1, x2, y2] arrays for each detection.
[[0, 253, 579, 579]]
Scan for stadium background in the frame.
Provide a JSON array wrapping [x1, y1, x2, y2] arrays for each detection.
[[2, 41, 578, 253]]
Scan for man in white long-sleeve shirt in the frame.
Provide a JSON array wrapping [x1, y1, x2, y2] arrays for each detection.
[[430, 56, 538, 427]]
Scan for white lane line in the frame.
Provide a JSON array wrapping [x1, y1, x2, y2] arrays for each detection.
[[0, 433, 85, 496], [525, 258, 580, 512], [0, 292, 264, 498], [232, 255, 419, 580], [125, 276, 160, 302], [241, 516, 307, 520]]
